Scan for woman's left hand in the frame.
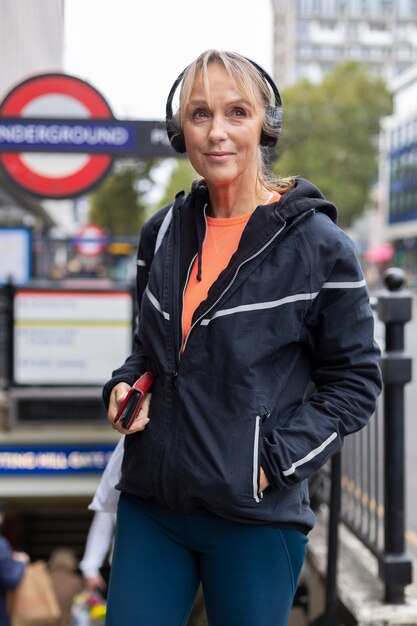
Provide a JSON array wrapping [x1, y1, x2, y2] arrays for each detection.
[[259, 467, 270, 492], [109, 383, 152, 434]]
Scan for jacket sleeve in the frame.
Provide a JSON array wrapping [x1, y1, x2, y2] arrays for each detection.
[[0, 537, 25, 590], [261, 220, 382, 491], [102, 212, 167, 408]]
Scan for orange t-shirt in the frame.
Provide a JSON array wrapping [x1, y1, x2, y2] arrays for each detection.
[[182, 192, 281, 345]]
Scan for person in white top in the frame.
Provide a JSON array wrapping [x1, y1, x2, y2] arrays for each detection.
[[79, 511, 115, 593], [79, 438, 123, 592]]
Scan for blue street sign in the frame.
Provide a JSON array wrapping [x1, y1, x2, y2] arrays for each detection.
[[0, 444, 116, 474], [0, 117, 173, 157]]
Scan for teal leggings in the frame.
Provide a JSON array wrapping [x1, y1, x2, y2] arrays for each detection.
[[106, 494, 307, 626]]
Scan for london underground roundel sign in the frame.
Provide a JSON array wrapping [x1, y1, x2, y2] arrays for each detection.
[[0, 73, 114, 198], [73, 224, 109, 257]]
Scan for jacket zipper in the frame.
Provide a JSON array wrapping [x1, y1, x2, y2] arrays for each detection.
[[253, 415, 263, 503], [253, 408, 270, 503], [170, 200, 182, 382], [163, 200, 182, 501], [181, 220, 287, 354], [178, 204, 209, 359]]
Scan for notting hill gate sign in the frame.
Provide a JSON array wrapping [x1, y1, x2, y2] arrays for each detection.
[[0, 72, 175, 199]]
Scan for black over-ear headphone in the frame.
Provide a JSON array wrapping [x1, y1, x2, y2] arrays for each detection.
[[165, 57, 282, 154]]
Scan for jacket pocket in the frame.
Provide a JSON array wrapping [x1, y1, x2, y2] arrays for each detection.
[[176, 371, 268, 508]]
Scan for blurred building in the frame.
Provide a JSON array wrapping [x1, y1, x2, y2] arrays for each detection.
[[270, 0, 417, 269], [378, 65, 417, 275], [0, 0, 64, 101], [0, 0, 65, 233], [271, 0, 417, 87]]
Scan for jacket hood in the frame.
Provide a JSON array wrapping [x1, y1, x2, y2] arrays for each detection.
[[274, 178, 338, 224]]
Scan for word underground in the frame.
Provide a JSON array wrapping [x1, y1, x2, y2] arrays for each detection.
[[0, 122, 129, 147]]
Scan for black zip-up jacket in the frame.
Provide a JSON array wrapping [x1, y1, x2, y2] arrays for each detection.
[[103, 178, 382, 533]]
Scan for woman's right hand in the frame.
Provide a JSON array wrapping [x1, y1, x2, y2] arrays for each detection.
[[108, 382, 151, 435], [84, 573, 107, 593]]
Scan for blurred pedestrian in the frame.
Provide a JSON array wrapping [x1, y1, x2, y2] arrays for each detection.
[[0, 501, 29, 626], [48, 547, 83, 626], [104, 49, 382, 626]]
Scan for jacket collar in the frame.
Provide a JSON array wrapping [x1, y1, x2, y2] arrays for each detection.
[[178, 178, 337, 281], [169, 178, 337, 332]]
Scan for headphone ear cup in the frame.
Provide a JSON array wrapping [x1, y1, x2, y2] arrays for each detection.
[[260, 105, 282, 147], [260, 129, 277, 148], [170, 131, 187, 154], [165, 115, 187, 153]]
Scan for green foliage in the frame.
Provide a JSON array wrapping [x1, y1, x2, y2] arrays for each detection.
[[89, 159, 156, 236], [275, 61, 392, 226]]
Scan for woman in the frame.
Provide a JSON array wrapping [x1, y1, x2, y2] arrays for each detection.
[[103, 50, 381, 626]]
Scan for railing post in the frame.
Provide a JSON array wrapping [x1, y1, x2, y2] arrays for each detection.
[[376, 267, 413, 603], [323, 452, 341, 625]]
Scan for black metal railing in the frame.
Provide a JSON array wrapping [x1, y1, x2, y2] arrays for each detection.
[[313, 267, 414, 624], [341, 399, 384, 559]]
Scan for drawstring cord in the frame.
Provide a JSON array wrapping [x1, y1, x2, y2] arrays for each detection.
[[196, 245, 203, 281], [196, 201, 208, 282]]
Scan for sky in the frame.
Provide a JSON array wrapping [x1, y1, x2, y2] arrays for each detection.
[[64, 0, 274, 122]]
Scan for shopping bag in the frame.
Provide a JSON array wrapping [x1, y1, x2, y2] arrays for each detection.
[[8, 560, 61, 626]]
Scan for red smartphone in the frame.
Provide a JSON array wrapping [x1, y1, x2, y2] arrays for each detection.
[[113, 371, 155, 429]]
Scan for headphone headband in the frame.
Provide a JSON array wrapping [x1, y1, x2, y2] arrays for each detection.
[[243, 57, 282, 110], [165, 56, 282, 153]]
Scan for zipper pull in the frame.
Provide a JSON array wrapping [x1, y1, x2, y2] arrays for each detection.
[[172, 371, 178, 387], [259, 407, 270, 423]]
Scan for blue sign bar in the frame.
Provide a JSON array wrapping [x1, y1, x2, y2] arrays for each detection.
[[0, 445, 116, 474], [0, 117, 177, 158], [0, 118, 140, 154]]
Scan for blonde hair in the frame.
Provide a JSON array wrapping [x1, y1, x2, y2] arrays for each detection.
[[172, 49, 294, 192]]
